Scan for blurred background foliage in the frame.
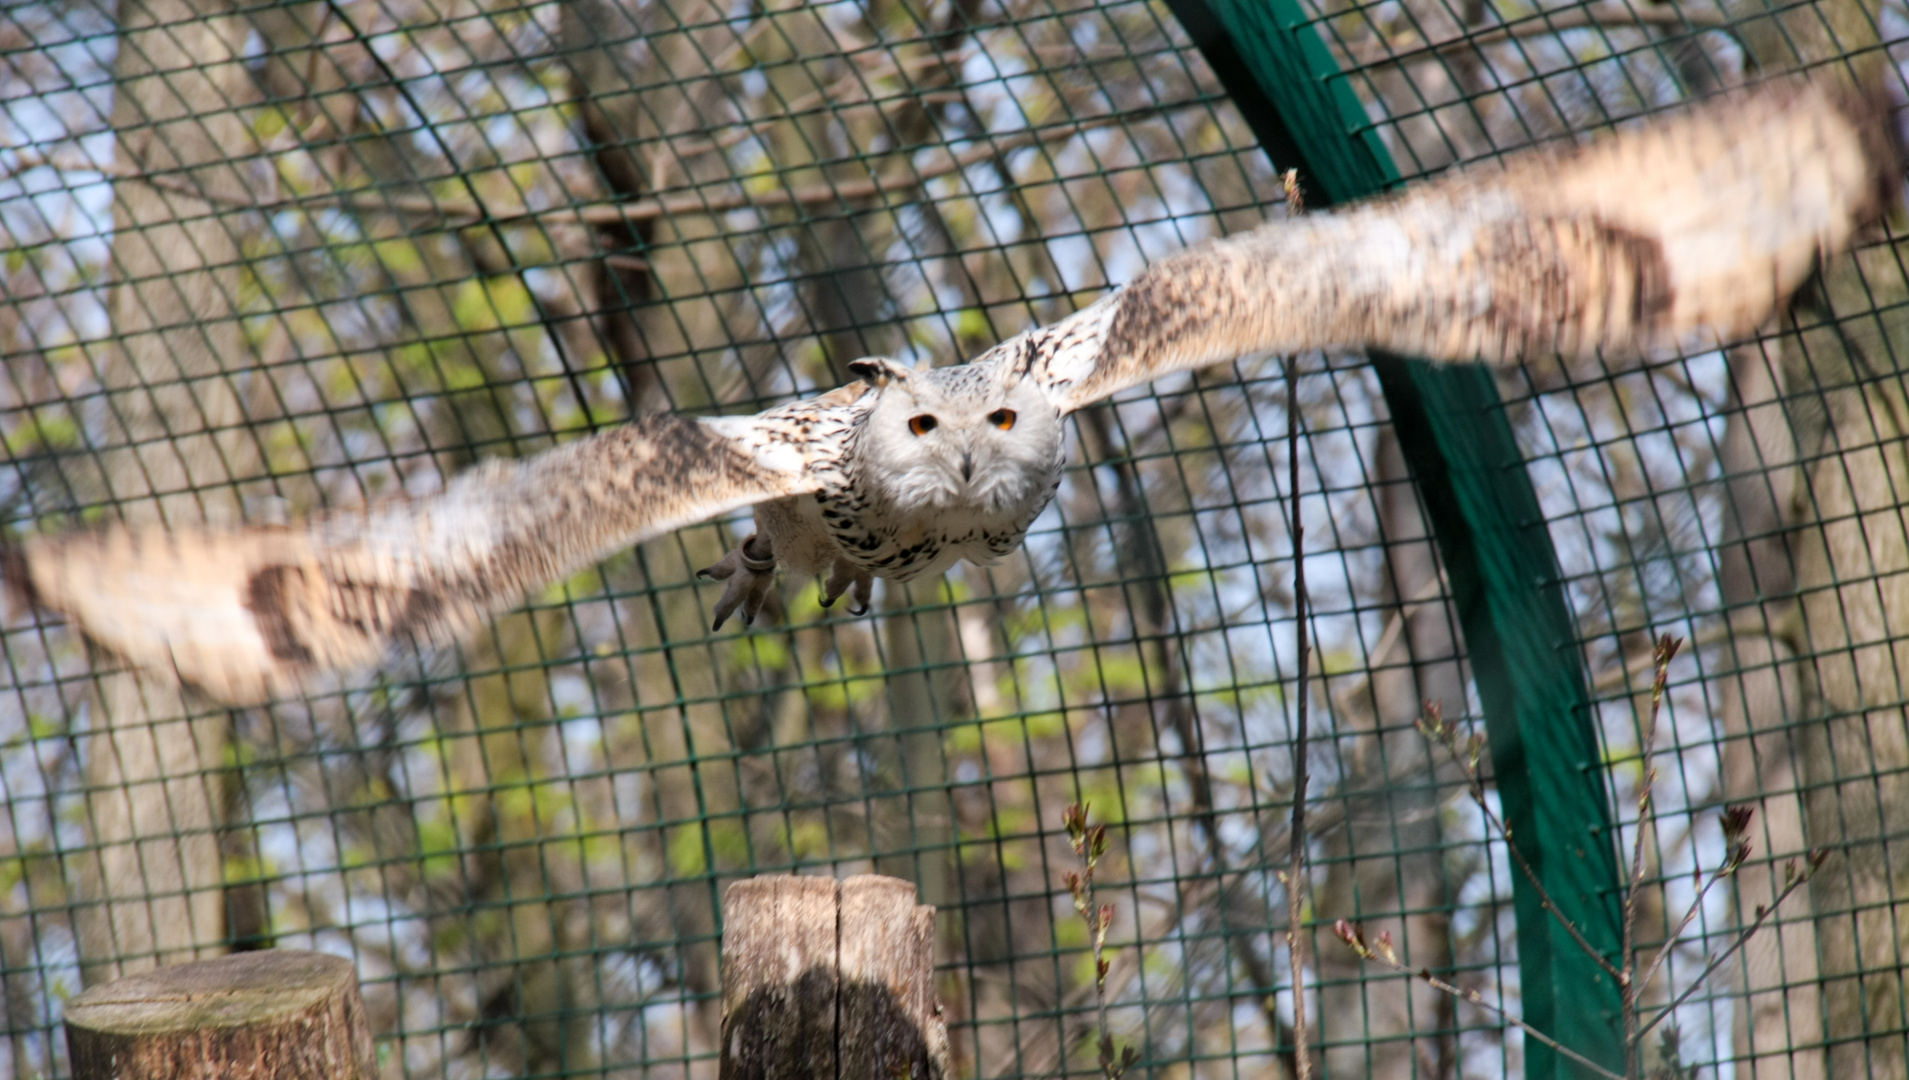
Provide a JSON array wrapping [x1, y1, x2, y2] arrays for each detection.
[[1, 0, 1906, 1077]]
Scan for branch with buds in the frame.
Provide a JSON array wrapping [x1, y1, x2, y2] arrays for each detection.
[[1063, 802, 1138, 1080], [1333, 917, 1626, 1080], [1345, 633, 1831, 1073]]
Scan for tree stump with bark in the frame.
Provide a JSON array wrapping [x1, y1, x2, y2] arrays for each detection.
[[721, 874, 948, 1080], [65, 950, 376, 1080]]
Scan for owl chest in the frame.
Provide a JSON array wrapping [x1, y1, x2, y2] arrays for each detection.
[[813, 454, 1063, 582]]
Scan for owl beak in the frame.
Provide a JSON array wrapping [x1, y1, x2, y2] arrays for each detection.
[[961, 451, 975, 484]]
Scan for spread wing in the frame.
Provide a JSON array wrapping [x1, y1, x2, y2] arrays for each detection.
[[999, 76, 1903, 414], [5, 412, 820, 705]]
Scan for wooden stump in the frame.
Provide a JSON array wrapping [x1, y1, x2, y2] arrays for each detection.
[[65, 950, 375, 1080], [721, 874, 948, 1080]]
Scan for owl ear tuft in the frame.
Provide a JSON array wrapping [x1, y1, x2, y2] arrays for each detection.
[[847, 357, 912, 388]]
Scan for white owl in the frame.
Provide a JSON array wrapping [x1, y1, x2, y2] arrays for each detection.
[[5, 77, 1899, 705]]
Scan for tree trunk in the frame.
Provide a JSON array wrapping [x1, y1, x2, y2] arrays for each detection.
[[1787, 246, 1909, 1074], [76, 0, 264, 984], [560, 0, 663, 409], [1714, 0, 1909, 1069], [1715, 340, 1825, 1080], [1318, 427, 1460, 1080], [878, 583, 959, 912]]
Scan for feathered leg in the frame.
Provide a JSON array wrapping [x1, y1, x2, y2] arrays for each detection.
[[820, 557, 873, 616], [698, 533, 779, 630]]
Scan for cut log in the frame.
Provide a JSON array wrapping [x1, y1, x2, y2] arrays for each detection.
[[720, 873, 948, 1080], [720, 875, 839, 1080], [65, 950, 375, 1080]]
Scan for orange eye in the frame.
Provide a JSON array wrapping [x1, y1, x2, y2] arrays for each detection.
[[988, 408, 1017, 430], [908, 414, 938, 436]]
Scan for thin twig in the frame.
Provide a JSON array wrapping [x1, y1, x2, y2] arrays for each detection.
[[1420, 703, 1624, 984], [1355, 4, 1728, 70], [664, 47, 974, 163], [1633, 810, 1748, 999], [1400, 633, 1821, 1068], [1621, 634, 1679, 1071], [1632, 851, 1826, 1043], [1589, 623, 1735, 695], [24, 107, 1181, 230], [1333, 921, 1626, 1080], [1326, 572, 1449, 719], [1281, 169, 1315, 1080]]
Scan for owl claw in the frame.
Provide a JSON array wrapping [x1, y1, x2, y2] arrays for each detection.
[[699, 535, 778, 630], [820, 560, 873, 617], [845, 575, 873, 617]]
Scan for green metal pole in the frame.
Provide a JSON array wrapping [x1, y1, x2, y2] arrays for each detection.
[[1165, 1, 1627, 1074]]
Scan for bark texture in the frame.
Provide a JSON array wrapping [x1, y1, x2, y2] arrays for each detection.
[[65, 950, 375, 1080], [720, 874, 949, 1080]]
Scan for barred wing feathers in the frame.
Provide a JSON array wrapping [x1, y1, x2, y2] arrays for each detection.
[[1022, 77, 1903, 413], [6, 413, 819, 704], [7, 76, 1901, 705]]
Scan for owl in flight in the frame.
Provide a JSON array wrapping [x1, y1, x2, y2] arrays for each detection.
[[3, 77, 1900, 706]]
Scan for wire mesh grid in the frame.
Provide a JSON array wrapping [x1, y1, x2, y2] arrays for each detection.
[[1298, 0, 1909, 1075], [2, 0, 1906, 1077]]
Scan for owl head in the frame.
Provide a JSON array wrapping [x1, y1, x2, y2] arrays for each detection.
[[849, 357, 1063, 514]]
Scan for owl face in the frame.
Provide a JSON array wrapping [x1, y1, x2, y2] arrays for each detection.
[[850, 358, 1064, 515]]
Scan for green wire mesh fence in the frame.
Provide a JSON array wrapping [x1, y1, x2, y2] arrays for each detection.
[[1, 0, 1905, 1077]]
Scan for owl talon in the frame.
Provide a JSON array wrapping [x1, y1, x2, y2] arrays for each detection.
[[701, 535, 778, 630], [820, 559, 873, 616], [844, 574, 873, 617], [711, 571, 775, 630]]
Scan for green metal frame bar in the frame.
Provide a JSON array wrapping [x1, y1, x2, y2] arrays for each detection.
[[1164, 0, 1626, 1073]]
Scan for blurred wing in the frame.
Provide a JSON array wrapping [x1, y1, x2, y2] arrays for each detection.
[[7, 412, 820, 705], [1005, 76, 1902, 413]]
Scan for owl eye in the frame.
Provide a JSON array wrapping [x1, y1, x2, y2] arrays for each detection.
[[988, 409, 1017, 430], [908, 414, 939, 436]]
